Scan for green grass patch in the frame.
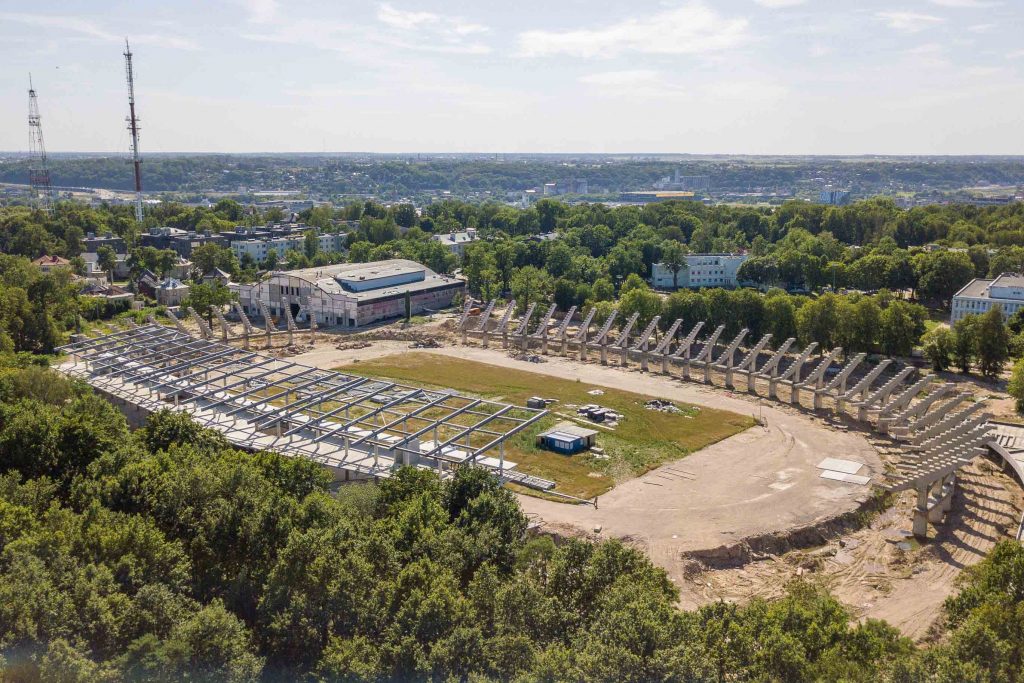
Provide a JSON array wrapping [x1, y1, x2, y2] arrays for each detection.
[[342, 354, 754, 499]]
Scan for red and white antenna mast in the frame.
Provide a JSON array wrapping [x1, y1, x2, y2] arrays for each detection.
[[27, 74, 55, 214], [124, 39, 144, 223]]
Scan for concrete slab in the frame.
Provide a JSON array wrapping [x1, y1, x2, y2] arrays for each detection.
[[820, 470, 871, 485], [817, 457, 865, 474]]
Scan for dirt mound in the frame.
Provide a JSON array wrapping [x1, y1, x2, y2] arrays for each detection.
[[683, 491, 891, 570]]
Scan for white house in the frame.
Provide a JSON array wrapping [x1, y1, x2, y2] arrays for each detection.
[[950, 273, 1024, 323], [155, 278, 190, 307], [650, 253, 749, 290], [430, 229, 479, 258]]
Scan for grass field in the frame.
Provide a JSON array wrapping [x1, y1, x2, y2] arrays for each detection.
[[344, 353, 754, 499]]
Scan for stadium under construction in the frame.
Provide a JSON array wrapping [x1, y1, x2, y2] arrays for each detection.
[[57, 323, 552, 489]]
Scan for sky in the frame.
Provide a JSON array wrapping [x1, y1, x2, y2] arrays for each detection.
[[1, 0, 1022, 155]]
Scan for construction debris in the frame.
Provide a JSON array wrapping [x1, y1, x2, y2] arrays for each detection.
[[645, 398, 686, 414], [578, 404, 623, 423]]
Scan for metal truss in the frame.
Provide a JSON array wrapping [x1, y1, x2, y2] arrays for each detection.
[[58, 324, 549, 484]]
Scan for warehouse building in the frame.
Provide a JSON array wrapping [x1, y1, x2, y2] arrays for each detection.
[[233, 259, 464, 328]]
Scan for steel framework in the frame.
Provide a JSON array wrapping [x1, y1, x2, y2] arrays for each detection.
[[58, 325, 551, 487], [27, 75, 54, 213]]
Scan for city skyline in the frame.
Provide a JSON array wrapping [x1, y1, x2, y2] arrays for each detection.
[[1, 0, 1022, 155]]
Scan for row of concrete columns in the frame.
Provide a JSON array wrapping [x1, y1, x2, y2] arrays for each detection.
[[459, 303, 951, 424]]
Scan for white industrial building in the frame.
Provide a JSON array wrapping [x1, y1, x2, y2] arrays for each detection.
[[233, 259, 465, 328], [950, 273, 1024, 323], [430, 229, 479, 257], [650, 253, 749, 290]]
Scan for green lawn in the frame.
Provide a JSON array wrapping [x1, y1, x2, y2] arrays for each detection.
[[343, 353, 754, 499]]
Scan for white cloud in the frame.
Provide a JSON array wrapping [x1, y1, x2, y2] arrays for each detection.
[[928, 0, 998, 7], [241, 0, 278, 24], [517, 3, 749, 58], [377, 4, 439, 30], [904, 43, 950, 68], [1008, 49, 1024, 59], [963, 66, 1002, 76], [876, 11, 945, 33], [244, 4, 490, 59], [753, 0, 807, 8], [376, 3, 490, 50], [0, 12, 200, 50], [968, 23, 996, 32], [579, 70, 661, 86]]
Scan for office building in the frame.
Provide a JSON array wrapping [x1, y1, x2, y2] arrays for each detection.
[[83, 232, 127, 253], [819, 190, 852, 206], [950, 273, 1024, 323]]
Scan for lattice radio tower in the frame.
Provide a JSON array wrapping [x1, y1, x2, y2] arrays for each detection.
[[124, 40, 144, 223], [27, 74, 55, 214]]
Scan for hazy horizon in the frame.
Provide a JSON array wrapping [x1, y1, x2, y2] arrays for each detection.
[[2, 0, 1023, 156]]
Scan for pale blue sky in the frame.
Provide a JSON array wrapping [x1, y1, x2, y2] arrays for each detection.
[[2, 0, 1022, 154]]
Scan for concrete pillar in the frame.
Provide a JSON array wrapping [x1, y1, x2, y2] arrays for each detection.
[[913, 483, 930, 538], [941, 474, 955, 513]]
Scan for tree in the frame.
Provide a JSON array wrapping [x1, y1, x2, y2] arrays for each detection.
[[952, 316, 978, 374], [511, 266, 552, 315], [975, 306, 1010, 378], [191, 243, 238, 278], [553, 278, 576, 312], [1008, 358, 1024, 411], [763, 294, 797, 344], [618, 287, 662, 331], [797, 294, 841, 349], [393, 203, 417, 229], [262, 249, 279, 271], [838, 297, 880, 354], [183, 282, 235, 325], [545, 243, 574, 278], [303, 230, 320, 259], [915, 251, 974, 305], [620, 273, 647, 295], [879, 301, 920, 357], [463, 244, 498, 298], [659, 241, 687, 289], [591, 278, 615, 302], [96, 245, 116, 283], [923, 328, 954, 372]]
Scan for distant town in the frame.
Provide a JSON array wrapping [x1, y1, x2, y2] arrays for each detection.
[[2, 153, 1022, 214]]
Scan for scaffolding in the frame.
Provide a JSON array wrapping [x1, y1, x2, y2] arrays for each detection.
[[58, 324, 551, 488]]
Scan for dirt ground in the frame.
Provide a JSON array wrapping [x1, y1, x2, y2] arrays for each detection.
[[287, 329, 1024, 640], [680, 459, 1023, 641]]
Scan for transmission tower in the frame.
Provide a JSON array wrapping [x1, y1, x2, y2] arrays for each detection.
[[27, 74, 55, 214], [124, 39, 144, 223]]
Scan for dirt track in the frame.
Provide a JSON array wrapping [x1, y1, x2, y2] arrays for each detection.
[[296, 342, 882, 575]]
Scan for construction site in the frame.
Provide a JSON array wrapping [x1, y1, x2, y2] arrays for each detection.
[[60, 298, 1024, 640]]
